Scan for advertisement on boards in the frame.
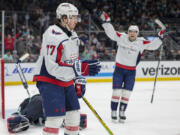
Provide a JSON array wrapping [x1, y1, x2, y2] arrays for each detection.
[[4, 61, 180, 83]]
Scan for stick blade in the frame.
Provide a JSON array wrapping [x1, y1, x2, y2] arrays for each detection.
[[19, 53, 29, 62], [154, 18, 166, 30], [151, 95, 154, 103]]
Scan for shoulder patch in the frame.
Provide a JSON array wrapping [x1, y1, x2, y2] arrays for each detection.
[[52, 29, 62, 35]]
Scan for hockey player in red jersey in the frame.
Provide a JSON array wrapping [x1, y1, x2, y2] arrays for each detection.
[[100, 12, 166, 123], [33, 3, 100, 135]]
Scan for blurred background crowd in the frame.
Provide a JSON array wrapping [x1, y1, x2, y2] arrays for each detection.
[[0, 0, 180, 63]]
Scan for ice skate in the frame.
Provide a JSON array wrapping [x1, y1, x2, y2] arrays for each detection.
[[111, 111, 118, 123], [119, 111, 126, 123]]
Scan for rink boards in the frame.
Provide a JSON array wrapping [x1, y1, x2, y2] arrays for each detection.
[[4, 61, 180, 85]]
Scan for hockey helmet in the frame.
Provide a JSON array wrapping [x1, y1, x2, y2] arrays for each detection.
[[56, 3, 79, 20], [128, 25, 139, 33], [7, 113, 30, 133]]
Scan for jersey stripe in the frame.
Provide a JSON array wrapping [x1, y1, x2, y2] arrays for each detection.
[[112, 96, 120, 100], [43, 127, 59, 134], [65, 125, 79, 131], [71, 37, 78, 40], [143, 40, 151, 45], [116, 62, 136, 70], [116, 32, 122, 37], [56, 39, 72, 67], [121, 97, 129, 101], [33, 75, 73, 87]]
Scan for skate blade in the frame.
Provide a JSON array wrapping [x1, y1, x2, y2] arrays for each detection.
[[119, 119, 125, 123], [111, 119, 118, 123]]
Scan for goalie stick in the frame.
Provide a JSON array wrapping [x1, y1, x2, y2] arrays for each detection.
[[19, 53, 29, 62], [151, 19, 166, 103], [16, 53, 31, 98]]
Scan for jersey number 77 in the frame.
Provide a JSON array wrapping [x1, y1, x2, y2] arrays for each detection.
[[46, 45, 56, 55]]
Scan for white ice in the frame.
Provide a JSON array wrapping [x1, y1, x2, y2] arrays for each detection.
[[1, 81, 180, 135]]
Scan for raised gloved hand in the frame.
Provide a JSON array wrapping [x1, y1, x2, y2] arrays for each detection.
[[75, 77, 86, 98], [158, 29, 168, 40], [100, 11, 111, 23], [73, 59, 101, 77]]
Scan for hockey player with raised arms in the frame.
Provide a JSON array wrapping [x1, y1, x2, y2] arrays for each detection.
[[100, 12, 166, 123], [33, 3, 101, 135]]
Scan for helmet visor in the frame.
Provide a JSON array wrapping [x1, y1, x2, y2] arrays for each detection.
[[69, 14, 81, 23]]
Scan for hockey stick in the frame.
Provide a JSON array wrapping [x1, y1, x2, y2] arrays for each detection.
[[154, 19, 166, 30], [82, 97, 114, 135], [16, 53, 31, 98], [150, 45, 163, 103], [151, 19, 166, 103]]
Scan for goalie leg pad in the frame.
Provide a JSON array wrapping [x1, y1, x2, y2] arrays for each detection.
[[64, 110, 80, 135], [43, 116, 64, 135], [7, 114, 30, 133], [80, 113, 87, 130]]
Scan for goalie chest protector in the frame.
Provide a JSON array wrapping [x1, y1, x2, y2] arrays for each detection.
[[19, 94, 45, 124]]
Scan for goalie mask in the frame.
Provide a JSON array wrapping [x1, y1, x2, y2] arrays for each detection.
[[7, 114, 30, 133]]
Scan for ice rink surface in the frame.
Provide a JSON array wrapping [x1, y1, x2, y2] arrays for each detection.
[[1, 81, 180, 135]]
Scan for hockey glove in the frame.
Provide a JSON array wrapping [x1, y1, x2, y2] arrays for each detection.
[[7, 113, 30, 133], [100, 11, 111, 23], [158, 29, 168, 40], [73, 60, 101, 76], [75, 77, 86, 98]]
